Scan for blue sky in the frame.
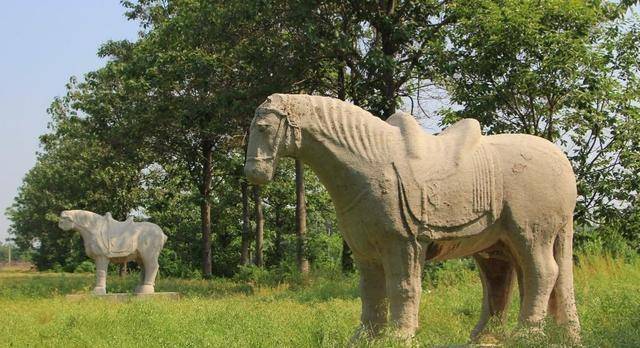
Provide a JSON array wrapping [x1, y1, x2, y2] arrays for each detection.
[[0, 1, 139, 242]]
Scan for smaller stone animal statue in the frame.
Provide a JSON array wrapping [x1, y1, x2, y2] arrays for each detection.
[[58, 210, 167, 295]]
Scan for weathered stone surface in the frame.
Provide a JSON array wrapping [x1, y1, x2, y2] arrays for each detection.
[[244, 94, 580, 344], [59, 210, 167, 295]]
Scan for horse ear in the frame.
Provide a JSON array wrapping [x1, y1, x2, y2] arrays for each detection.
[[270, 93, 289, 107], [257, 98, 271, 111], [60, 210, 72, 220], [264, 94, 282, 107]]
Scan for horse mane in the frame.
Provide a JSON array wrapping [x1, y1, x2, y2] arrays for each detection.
[[263, 94, 395, 163]]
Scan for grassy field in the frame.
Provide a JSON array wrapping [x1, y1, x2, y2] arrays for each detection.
[[0, 255, 638, 347]]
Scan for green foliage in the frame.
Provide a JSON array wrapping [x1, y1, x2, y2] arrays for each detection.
[[575, 224, 639, 261], [6, 0, 639, 278], [6, 91, 147, 271], [0, 242, 31, 262], [440, 0, 603, 133], [73, 261, 95, 274], [77, 0, 347, 277], [436, 0, 640, 250], [329, 0, 452, 118], [260, 160, 340, 269], [233, 264, 282, 286], [158, 249, 201, 279], [423, 258, 477, 289]]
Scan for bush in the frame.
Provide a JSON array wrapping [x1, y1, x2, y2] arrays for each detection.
[[158, 249, 200, 278], [233, 264, 278, 285], [423, 258, 477, 289], [575, 224, 638, 262], [73, 260, 95, 273]]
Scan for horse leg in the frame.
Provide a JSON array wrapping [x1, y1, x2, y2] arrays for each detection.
[[548, 221, 581, 344], [507, 219, 559, 336], [353, 258, 387, 339], [136, 254, 159, 294], [135, 257, 145, 293], [470, 253, 516, 341], [94, 256, 109, 295], [383, 239, 424, 340]]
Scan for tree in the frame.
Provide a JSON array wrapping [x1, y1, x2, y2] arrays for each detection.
[[240, 180, 252, 266], [436, 0, 640, 247], [252, 186, 265, 268], [0, 242, 28, 263], [295, 160, 310, 274], [7, 89, 146, 271], [91, 0, 342, 276], [278, 0, 459, 270], [438, 0, 603, 137], [81, 1, 258, 277]]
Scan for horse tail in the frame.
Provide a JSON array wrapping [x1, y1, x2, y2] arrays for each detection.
[[159, 227, 168, 246], [146, 222, 168, 247]]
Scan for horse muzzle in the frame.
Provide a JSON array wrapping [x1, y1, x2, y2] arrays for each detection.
[[244, 158, 275, 185], [58, 221, 73, 231]]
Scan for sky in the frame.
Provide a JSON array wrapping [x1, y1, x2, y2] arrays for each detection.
[[0, 1, 139, 242]]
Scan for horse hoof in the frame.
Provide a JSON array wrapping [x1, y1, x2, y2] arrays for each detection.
[[135, 285, 155, 294], [93, 287, 106, 295]]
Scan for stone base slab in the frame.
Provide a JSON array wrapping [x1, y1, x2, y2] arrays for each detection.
[[65, 292, 180, 301]]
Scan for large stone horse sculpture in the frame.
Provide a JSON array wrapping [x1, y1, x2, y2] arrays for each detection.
[[59, 210, 167, 295], [244, 94, 580, 343]]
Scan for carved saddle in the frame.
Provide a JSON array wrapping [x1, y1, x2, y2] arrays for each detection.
[[388, 113, 503, 240], [96, 213, 139, 257]]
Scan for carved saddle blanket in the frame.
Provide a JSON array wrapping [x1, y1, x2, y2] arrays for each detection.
[[95, 214, 140, 258], [388, 114, 503, 241]]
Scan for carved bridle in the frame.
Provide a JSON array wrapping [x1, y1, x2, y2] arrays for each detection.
[[247, 107, 302, 162]]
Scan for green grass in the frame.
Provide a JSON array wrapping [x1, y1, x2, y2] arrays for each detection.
[[0, 254, 638, 347]]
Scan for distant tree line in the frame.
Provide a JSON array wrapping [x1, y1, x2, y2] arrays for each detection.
[[0, 242, 30, 263], [6, 0, 639, 276]]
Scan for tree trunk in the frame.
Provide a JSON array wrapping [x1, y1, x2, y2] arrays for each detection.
[[200, 139, 214, 278], [295, 160, 310, 275], [336, 66, 354, 272], [273, 205, 285, 266], [240, 180, 251, 266], [253, 186, 264, 267], [341, 240, 354, 272], [118, 263, 128, 277]]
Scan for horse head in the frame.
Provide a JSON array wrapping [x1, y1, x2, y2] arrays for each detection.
[[58, 210, 102, 234], [244, 94, 301, 185], [58, 210, 78, 231]]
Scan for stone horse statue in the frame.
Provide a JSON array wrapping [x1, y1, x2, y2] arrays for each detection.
[[58, 210, 167, 295], [244, 94, 580, 343]]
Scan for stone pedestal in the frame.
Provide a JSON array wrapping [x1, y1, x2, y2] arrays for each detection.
[[65, 292, 180, 301]]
